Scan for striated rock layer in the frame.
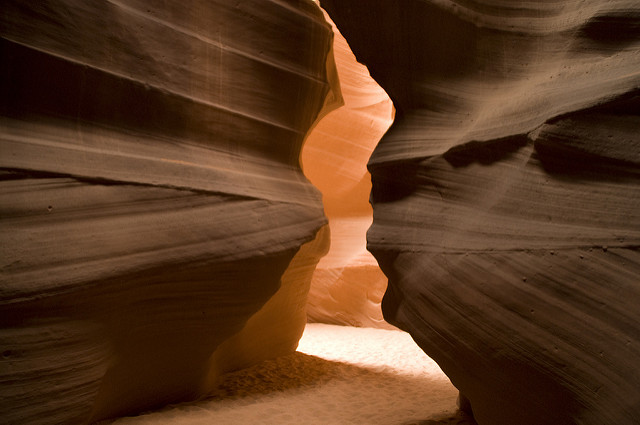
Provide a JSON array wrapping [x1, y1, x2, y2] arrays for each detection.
[[322, 1, 640, 424], [302, 9, 395, 329], [1, 1, 337, 423]]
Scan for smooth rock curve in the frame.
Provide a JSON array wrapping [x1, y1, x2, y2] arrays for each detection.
[[321, 1, 640, 424], [1, 1, 337, 423], [302, 9, 395, 329]]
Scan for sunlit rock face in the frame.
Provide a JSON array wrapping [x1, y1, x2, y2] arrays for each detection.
[[302, 11, 395, 329], [322, 1, 640, 424], [0, 1, 336, 423]]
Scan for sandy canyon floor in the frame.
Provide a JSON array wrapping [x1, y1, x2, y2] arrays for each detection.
[[105, 323, 476, 425]]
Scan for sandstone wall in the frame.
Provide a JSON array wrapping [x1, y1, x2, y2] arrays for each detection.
[[321, 1, 640, 424], [1, 1, 336, 422], [302, 10, 395, 329]]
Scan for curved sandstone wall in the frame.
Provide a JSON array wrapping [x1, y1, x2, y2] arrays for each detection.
[[0, 1, 337, 423], [321, 1, 640, 424], [303, 10, 395, 329]]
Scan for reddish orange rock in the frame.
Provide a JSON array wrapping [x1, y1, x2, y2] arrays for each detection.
[[303, 11, 394, 329]]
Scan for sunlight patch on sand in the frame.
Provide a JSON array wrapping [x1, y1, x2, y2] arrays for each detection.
[[109, 324, 462, 425]]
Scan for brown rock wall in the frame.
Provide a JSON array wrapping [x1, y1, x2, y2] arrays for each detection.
[[322, 1, 640, 424], [1, 1, 337, 422]]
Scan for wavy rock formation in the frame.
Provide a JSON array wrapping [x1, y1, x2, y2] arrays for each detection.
[[1, 1, 336, 423], [321, 1, 640, 424], [302, 10, 395, 329]]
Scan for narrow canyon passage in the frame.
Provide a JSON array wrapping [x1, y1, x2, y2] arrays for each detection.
[[301, 8, 395, 329], [100, 11, 470, 424], [2, 1, 639, 424]]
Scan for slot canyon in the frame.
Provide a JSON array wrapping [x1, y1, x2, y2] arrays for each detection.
[[1, 1, 639, 424]]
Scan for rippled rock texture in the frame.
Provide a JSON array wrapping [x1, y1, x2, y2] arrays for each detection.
[[302, 10, 395, 329], [322, 1, 640, 424], [1, 1, 336, 423]]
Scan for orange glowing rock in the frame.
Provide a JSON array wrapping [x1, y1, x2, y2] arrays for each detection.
[[303, 12, 394, 329]]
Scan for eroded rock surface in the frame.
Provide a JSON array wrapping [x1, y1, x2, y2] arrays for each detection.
[[302, 11, 395, 329], [1, 1, 336, 423], [322, 1, 640, 424]]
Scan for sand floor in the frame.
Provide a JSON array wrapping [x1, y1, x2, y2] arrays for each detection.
[[108, 324, 476, 425]]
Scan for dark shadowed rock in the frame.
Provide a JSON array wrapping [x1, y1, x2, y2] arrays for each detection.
[[0, 1, 337, 422], [322, 1, 640, 424]]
